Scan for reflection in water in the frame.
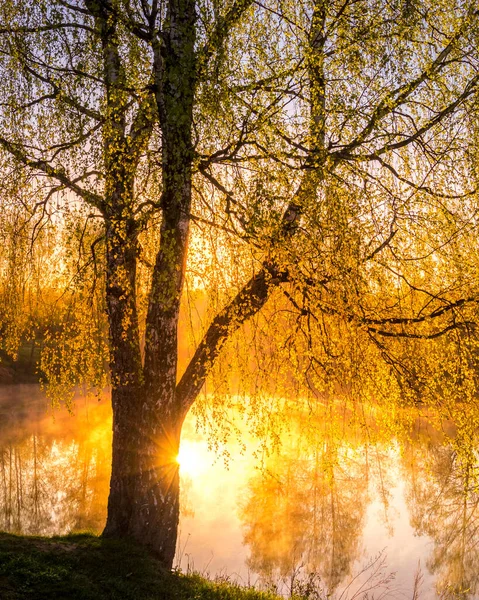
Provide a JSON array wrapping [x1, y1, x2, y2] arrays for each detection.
[[1, 385, 479, 598], [0, 385, 110, 535], [241, 430, 368, 592], [403, 440, 479, 599]]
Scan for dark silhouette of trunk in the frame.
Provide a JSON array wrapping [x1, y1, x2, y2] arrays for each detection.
[[100, 0, 197, 567], [100, 212, 183, 566]]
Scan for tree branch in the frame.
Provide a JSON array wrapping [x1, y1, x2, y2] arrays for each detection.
[[339, 74, 479, 162], [127, 93, 156, 166], [57, 1, 91, 16], [0, 136, 105, 211], [331, 11, 478, 162], [365, 297, 477, 326], [22, 63, 102, 121], [368, 322, 475, 339], [176, 265, 287, 415], [196, 0, 255, 80], [0, 23, 95, 34]]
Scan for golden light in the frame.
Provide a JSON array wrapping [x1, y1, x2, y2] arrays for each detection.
[[176, 441, 207, 476]]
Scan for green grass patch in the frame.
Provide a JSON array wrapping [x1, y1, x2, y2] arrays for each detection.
[[0, 532, 276, 600]]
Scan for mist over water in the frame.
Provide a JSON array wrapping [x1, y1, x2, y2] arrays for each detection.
[[0, 385, 477, 599]]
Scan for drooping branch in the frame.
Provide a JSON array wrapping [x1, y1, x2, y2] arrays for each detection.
[[20, 63, 103, 122], [177, 0, 328, 413], [57, 1, 91, 16], [0, 23, 95, 34], [366, 154, 477, 200], [195, 0, 255, 80], [127, 93, 156, 167], [107, 0, 154, 41], [364, 223, 397, 262], [0, 136, 106, 211], [283, 284, 479, 337], [338, 74, 479, 162], [368, 322, 476, 339], [331, 8, 479, 162], [365, 297, 478, 326]]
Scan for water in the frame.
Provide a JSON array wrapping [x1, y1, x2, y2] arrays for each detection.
[[0, 385, 478, 599]]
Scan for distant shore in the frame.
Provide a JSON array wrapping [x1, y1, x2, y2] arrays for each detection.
[[0, 341, 41, 385]]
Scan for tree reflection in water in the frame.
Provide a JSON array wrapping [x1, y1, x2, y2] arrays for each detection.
[[0, 385, 111, 535], [241, 446, 369, 594], [403, 430, 479, 599], [2, 386, 479, 598], [240, 408, 370, 595], [240, 407, 479, 599]]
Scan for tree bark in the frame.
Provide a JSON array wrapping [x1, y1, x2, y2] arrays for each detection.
[[102, 216, 143, 537], [102, 213, 183, 566], [102, 0, 197, 567]]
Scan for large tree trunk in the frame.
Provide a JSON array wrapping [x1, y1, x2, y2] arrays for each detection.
[[125, 413, 182, 567], [107, 388, 182, 567], [104, 0, 196, 568], [105, 393, 182, 566], [102, 214, 183, 567], [102, 216, 143, 536]]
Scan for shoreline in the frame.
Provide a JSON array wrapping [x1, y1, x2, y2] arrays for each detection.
[[0, 532, 275, 600]]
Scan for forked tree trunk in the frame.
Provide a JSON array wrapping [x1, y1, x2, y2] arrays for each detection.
[[105, 386, 182, 567], [102, 216, 184, 567], [103, 0, 196, 568]]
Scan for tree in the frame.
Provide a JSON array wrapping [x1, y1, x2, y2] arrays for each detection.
[[1, 0, 479, 568]]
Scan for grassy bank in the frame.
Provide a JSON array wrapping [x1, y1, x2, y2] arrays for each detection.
[[0, 533, 275, 600]]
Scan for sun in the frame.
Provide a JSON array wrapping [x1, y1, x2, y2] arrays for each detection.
[[176, 441, 207, 476]]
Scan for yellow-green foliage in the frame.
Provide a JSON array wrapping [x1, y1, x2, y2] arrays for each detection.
[[0, 0, 479, 454]]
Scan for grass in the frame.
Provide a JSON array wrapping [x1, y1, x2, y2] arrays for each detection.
[[0, 532, 276, 600]]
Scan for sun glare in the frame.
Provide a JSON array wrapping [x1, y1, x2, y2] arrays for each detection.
[[176, 442, 207, 476]]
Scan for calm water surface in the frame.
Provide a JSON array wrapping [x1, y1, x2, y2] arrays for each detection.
[[0, 385, 477, 599]]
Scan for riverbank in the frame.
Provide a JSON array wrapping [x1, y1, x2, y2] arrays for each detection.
[[0, 533, 276, 600]]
